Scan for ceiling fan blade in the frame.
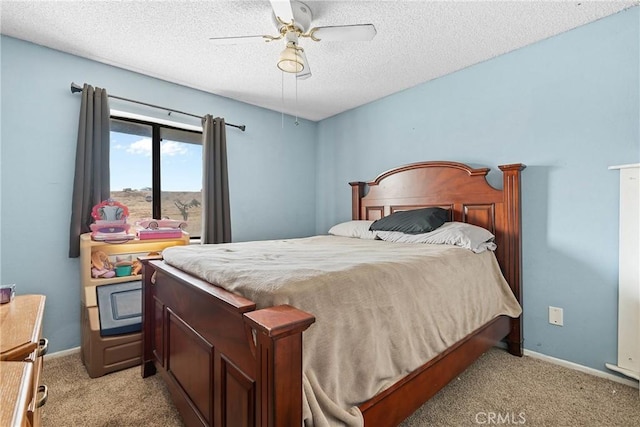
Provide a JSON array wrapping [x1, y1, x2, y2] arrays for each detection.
[[209, 35, 270, 45], [310, 24, 377, 42], [270, 0, 294, 23], [297, 50, 312, 80]]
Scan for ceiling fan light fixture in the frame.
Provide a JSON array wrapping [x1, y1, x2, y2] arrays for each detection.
[[277, 42, 305, 73]]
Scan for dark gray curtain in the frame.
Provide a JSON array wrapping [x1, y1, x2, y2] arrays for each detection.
[[68, 84, 110, 257], [201, 115, 231, 244]]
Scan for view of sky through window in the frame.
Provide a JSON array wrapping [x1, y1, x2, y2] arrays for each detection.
[[110, 132, 202, 192]]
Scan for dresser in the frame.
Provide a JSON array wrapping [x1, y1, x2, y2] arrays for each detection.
[[0, 294, 48, 427], [605, 164, 640, 388]]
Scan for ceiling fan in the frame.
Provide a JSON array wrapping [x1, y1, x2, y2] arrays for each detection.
[[209, 0, 377, 80]]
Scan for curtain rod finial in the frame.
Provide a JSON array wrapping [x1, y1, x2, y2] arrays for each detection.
[[70, 82, 83, 94]]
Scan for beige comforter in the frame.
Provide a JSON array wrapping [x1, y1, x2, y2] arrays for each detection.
[[162, 236, 522, 427]]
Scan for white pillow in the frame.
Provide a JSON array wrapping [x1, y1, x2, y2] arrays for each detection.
[[328, 220, 378, 240], [375, 222, 497, 253]]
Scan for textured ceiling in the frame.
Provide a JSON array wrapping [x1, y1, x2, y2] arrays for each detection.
[[1, 0, 637, 121]]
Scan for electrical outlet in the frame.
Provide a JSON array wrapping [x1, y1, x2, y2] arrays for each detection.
[[549, 306, 563, 326]]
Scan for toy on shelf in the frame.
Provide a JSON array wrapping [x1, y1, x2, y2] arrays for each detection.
[[89, 251, 157, 280], [114, 255, 133, 277], [131, 258, 142, 275], [91, 250, 115, 278], [90, 199, 134, 242], [135, 217, 187, 240], [136, 218, 187, 230]]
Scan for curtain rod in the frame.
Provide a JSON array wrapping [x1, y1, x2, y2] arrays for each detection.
[[70, 82, 245, 132]]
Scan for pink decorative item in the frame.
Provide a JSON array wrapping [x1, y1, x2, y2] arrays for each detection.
[[89, 199, 134, 241], [137, 229, 184, 240], [136, 218, 188, 230]]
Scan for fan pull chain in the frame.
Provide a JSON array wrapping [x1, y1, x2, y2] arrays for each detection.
[[281, 70, 285, 129], [294, 72, 299, 126]]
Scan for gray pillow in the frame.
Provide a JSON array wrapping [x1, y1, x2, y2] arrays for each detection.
[[369, 207, 448, 234]]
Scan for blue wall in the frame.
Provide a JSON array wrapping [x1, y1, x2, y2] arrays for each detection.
[[1, 7, 639, 375], [0, 35, 317, 353], [316, 8, 639, 373]]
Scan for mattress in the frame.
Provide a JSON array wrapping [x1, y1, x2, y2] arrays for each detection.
[[162, 236, 522, 426]]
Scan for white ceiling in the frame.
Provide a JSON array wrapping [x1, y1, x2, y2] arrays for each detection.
[[1, 0, 637, 121]]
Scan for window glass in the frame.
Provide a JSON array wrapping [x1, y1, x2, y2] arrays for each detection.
[[109, 119, 153, 227], [109, 118, 202, 239], [160, 128, 202, 238]]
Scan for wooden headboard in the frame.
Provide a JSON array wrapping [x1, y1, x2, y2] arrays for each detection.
[[350, 161, 525, 347]]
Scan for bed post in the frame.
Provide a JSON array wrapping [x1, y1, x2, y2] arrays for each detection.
[[244, 305, 315, 427], [499, 163, 526, 357], [140, 255, 163, 377], [350, 182, 366, 220]]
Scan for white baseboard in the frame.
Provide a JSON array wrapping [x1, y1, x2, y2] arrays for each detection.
[[523, 349, 639, 389], [44, 346, 81, 360]]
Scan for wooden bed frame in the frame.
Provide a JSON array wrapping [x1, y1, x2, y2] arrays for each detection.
[[140, 161, 525, 427]]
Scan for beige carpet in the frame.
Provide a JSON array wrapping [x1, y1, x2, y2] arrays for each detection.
[[42, 348, 639, 426]]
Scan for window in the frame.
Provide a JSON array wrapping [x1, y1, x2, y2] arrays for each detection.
[[110, 117, 203, 238]]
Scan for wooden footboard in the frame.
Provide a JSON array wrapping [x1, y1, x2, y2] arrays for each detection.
[[142, 258, 514, 427], [140, 257, 314, 426], [359, 316, 511, 425]]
